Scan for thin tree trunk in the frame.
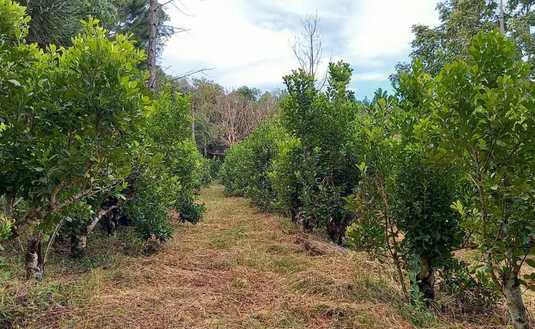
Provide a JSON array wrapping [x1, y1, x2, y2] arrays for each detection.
[[71, 205, 118, 257], [87, 205, 118, 235], [147, 0, 159, 90], [415, 257, 435, 304], [503, 272, 530, 329], [25, 237, 44, 280], [499, 0, 505, 34], [71, 233, 88, 258], [192, 102, 196, 142], [376, 177, 409, 301], [4, 193, 16, 218]]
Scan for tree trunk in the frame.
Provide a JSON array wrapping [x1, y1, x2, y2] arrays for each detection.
[[415, 257, 435, 304], [70, 205, 118, 257], [499, 0, 506, 34], [192, 100, 196, 142], [503, 272, 530, 329], [327, 217, 347, 245], [70, 233, 87, 258], [147, 0, 159, 90], [25, 237, 44, 280], [4, 193, 16, 218]]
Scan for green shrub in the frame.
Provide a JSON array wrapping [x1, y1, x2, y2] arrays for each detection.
[[220, 142, 249, 196], [125, 166, 178, 242], [124, 88, 206, 241], [1, 15, 146, 278], [394, 153, 462, 302], [274, 62, 360, 243], [0, 0, 29, 41], [433, 31, 535, 328], [220, 120, 290, 211], [198, 157, 218, 186], [269, 137, 303, 219], [222, 63, 360, 243], [346, 65, 462, 304]]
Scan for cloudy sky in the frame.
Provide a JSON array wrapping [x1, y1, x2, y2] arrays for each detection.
[[161, 0, 441, 99]]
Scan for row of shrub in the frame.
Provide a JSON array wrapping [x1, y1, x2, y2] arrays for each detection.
[[221, 31, 535, 328], [0, 1, 206, 279]]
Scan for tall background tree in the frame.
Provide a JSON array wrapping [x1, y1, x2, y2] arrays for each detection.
[[17, 0, 177, 88], [407, 0, 534, 76], [186, 79, 279, 156]]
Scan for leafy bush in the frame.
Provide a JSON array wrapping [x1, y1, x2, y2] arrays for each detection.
[[125, 167, 177, 242], [197, 157, 219, 186], [433, 31, 535, 328], [220, 141, 249, 196], [0, 0, 29, 41], [273, 62, 360, 243], [268, 136, 302, 218], [220, 120, 290, 211], [395, 153, 462, 302], [124, 88, 206, 241], [0, 4, 205, 277], [346, 64, 462, 304], [1, 13, 147, 278]]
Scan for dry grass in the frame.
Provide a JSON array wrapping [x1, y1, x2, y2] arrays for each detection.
[[3, 185, 533, 328]]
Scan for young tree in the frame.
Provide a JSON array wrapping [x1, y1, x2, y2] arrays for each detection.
[[347, 71, 462, 304], [0, 10, 146, 278], [275, 62, 359, 243], [434, 31, 534, 329], [220, 120, 289, 211], [410, 0, 535, 76]]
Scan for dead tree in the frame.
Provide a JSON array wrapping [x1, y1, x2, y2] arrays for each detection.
[[292, 14, 323, 79]]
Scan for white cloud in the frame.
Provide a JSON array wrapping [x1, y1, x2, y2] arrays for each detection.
[[161, 0, 440, 96], [347, 0, 440, 60], [162, 0, 297, 87]]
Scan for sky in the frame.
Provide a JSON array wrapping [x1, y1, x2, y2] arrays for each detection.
[[161, 0, 441, 100]]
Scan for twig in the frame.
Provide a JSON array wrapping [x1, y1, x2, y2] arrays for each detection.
[[172, 67, 214, 80], [43, 218, 65, 269]]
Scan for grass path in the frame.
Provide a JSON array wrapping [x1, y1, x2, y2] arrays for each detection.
[[18, 185, 513, 329]]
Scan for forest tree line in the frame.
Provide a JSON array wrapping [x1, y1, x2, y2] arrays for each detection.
[[181, 80, 280, 157]]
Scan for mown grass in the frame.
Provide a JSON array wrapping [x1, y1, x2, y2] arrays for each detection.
[[1, 184, 531, 328], [0, 228, 144, 328]]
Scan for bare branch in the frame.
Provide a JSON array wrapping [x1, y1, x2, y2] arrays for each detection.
[[292, 13, 323, 80], [87, 205, 119, 235], [172, 67, 214, 80]]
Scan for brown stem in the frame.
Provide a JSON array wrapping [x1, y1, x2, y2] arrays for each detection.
[[375, 176, 409, 301]]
